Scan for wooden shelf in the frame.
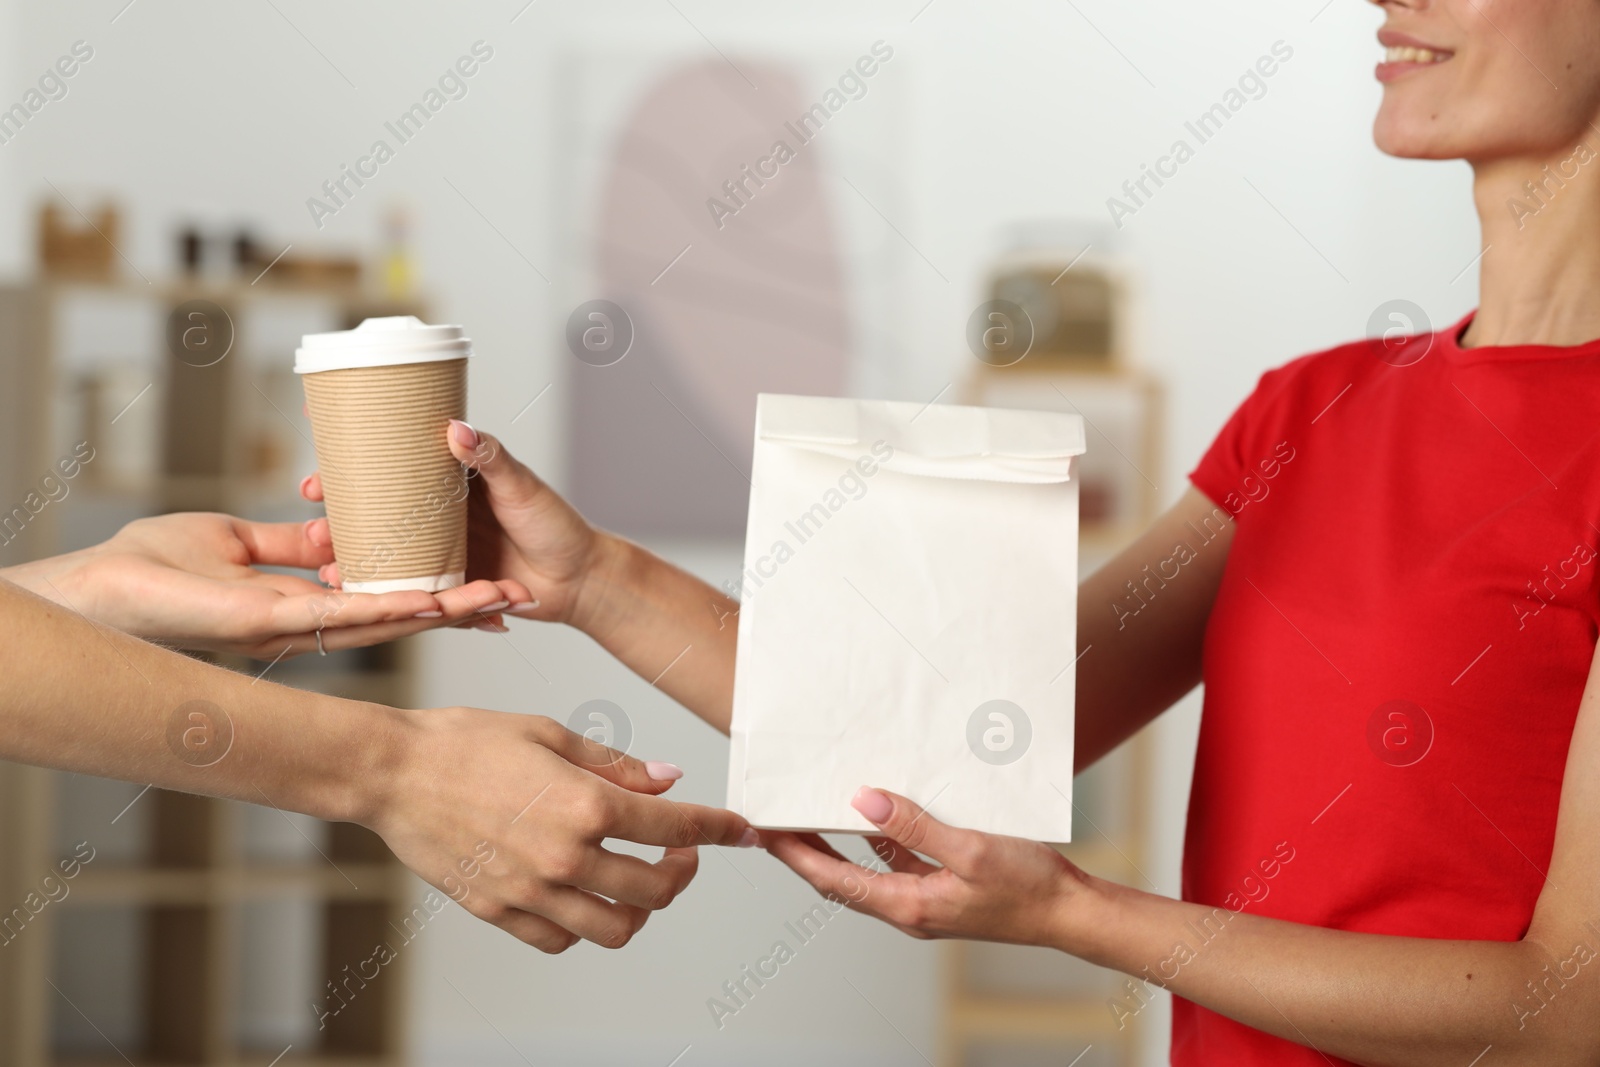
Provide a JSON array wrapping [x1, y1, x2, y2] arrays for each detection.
[[0, 278, 423, 1067], [61, 864, 408, 905], [59, 867, 214, 905], [28, 275, 370, 303], [77, 473, 302, 503], [56, 1058, 396, 1067]]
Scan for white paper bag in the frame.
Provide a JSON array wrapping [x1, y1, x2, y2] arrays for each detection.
[[727, 393, 1086, 843]]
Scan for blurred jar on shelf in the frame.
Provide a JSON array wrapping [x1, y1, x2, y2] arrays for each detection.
[[985, 219, 1122, 368]]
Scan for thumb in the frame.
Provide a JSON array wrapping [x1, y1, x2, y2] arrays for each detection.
[[851, 786, 979, 872], [448, 420, 546, 511], [537, 718, 682, 795]]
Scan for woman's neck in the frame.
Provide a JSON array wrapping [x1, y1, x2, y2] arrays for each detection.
[[1468, 137, 1600, 348]]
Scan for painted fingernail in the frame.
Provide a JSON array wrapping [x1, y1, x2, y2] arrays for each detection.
[[645, 761, 683, 781], [414, 611, 443, 619], [852, 786, 893, 824], [298, 474, 315, 497], [482, 600, 510, 612], [737, 828, 760, 848], [450, 419, 479, 450]]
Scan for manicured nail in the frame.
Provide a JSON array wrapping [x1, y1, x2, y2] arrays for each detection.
[[737, 828, 760, 848], [298, 474, 315, 497], [852, 786, 893, 824], [645, 761, 683, 781], [450, 419, 479, 450], [414, 611, 443, 619], [482, 600, 510, 612]]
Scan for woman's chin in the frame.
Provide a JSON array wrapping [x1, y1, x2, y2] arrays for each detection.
[[1372, 113, 1461, 161]]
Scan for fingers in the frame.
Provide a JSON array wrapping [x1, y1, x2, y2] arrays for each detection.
[[532, 885, 650, 950], [242, 618, 440, 659], [274, 578, 510, 634], [436, 578, 535, 617], [232, 518, 337, 570], [607, 790, 757, 850], [527, 721, 755, 846], [485, 850, 697, 952], [288, 578, 517, 634], [277, 589, 439, 634], [763, 831, 917, 911], [532, 719, 684, 796], [867, 835, 940, 876], [851, 786, 979, 874], [247, 580, 535, 657], [581, 846, 699, 910], [487, 907, 579, 954], [300, 473, 325, 503]]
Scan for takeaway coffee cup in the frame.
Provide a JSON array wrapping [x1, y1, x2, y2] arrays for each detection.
[[295, 316, 471, 593]]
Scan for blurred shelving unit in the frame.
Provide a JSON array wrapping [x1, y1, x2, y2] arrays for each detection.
[[0, 265, 428, 1067], [942, 230, 1165, 1067]]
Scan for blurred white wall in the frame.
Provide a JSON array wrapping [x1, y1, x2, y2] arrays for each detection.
[[0, 1, 1480, 1063]]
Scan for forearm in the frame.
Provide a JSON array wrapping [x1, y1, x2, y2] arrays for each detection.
[[1065, 878, 1594, 1066], [571, 533, 739, 734], [1074, 487, 1232, 771], [0, 546, 93, 608], [0, 577, 399, 824], [566, 493, 1227, 750]]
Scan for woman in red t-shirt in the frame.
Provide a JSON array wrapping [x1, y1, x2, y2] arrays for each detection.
[[296, 1, 1598, 1060]]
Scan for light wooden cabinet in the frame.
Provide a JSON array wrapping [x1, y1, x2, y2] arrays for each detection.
[[1, 279, 427, 1067], [942, 357, 1165, 1067]]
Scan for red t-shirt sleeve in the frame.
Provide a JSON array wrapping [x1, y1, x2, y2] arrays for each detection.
[[1188, 355, 1315, 518]]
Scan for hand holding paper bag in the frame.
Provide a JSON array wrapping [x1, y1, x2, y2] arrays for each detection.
[[761, 786, 1092, 948], [729, 394, 1086, 843]]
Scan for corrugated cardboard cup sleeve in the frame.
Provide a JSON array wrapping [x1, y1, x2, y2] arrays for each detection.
[[301, 358, 469, 589]]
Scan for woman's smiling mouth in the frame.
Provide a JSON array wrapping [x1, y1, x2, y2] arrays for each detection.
[[1377, 30, 1454, 82]]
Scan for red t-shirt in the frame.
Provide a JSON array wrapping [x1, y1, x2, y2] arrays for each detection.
[[1176, 313, 1600, 1063]]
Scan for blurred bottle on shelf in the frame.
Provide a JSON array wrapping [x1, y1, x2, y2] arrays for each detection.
[[380, 202, 415, 300], [178, 224, 205, 276], [232, 229, 261, 279]]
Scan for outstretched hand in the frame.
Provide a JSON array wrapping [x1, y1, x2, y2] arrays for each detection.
[[762, 787, 1091, 947], [7, 512, 533, 658], [374, 707, 757, 952]]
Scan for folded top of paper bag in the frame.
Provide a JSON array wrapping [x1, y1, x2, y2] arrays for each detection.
[[756, 393, 1086, 484]]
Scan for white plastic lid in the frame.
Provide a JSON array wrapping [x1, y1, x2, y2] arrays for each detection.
[[295, 316, 472, 374]]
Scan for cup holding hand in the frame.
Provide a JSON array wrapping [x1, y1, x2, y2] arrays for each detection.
[[301, 418, 609, 629]]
